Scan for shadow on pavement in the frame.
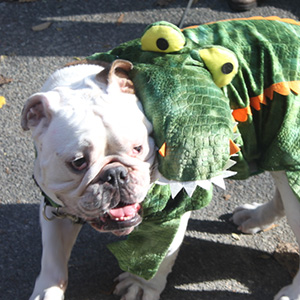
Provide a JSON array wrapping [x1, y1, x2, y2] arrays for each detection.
[[0, 203, 292, 300]]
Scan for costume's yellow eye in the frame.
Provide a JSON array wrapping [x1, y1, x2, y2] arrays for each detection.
[[199, 47, 239, 88], [141, 21, 186, 53]]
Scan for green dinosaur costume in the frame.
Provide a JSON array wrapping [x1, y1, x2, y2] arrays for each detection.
[[86, 16, 300, 279]]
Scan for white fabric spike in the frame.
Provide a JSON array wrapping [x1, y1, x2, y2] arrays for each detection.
[[169, 182, 184, 199], [221, 170, 237, 178], [195, 179, 212, 191], [211, 175, 226, 190], [155, 168, 237, 198], [233, 133, 241, 140], [223, 159, 236, 170], [182, 181, 198, 197], [155, 175, 170, 185]]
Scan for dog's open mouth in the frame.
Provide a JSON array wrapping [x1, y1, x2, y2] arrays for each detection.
[[89, 203, 142, 234]]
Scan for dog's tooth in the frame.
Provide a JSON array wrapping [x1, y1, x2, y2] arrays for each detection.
[[123, 204, 139, 217]]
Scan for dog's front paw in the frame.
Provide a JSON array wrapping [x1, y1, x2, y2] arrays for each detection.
[[29, 286, 64, 300], [231, 202, 269, 234], [274, 283, 300, 300], [114, 272, 161, 300]]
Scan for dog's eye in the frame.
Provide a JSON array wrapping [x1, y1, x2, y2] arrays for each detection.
[[70, 157, 88, 171], [133, 145, 143, 155]]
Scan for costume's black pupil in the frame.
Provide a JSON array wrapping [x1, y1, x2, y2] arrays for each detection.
[[156, 38, 169, 51], [221, 62, 234, 74]]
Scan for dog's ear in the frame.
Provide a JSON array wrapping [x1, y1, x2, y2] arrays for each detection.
[[21, 92, 59, 131], [97, 59, 135, 94]]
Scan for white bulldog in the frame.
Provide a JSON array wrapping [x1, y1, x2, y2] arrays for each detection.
[[22, 60, 166, 300], [22, 59, 300, 300]]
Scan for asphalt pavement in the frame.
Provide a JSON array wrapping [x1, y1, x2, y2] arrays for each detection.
[[1, 0, 300, 299]]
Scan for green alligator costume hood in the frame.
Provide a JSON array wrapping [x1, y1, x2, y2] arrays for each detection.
[[86, 16, 300, 279]]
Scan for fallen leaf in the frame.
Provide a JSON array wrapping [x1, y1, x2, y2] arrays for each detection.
[[183, 240, 192, 245], [99, 283, 118, 296], [231, 233, 240, 240], [0, 75, 13, 86], [0, 55, 7, 63], [32, 21, 52, 32], [273, 242, 299, 277], [0, 96, 6, 108], [262, 223, 279, 232], [155, 0, 175, 7], [258, 253, 271, 259], [223, 194, 231, 201], [116, 13, 124, 26], [103, 44, 112, 49]]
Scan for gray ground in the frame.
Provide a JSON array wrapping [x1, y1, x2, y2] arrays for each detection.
[[1, 0, 300, 299]]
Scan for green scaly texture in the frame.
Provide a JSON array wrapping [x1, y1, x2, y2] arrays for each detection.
[[89, 39, 234, 182], [87, 17, 300, 279]]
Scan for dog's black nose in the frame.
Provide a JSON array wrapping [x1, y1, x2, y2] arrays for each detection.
[[101, 165, 129, 186]]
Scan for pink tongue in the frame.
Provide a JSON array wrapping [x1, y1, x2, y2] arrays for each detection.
[[109, 203, 140, 219]]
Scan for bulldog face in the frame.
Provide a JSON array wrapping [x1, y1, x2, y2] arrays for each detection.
[[21, 60, 156, 235]]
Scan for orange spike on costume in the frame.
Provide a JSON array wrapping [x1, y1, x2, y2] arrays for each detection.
[[159, 142, 167, 157], [289, 81, 300, 95], [250, 95, 263, 111], [232, 106, 252, 122], [250, 93, 268, 111], [273, 81, 291, 96], [249, 80, 300, 111], [229, 139, 240, 155], [203, 16, 300, 27]]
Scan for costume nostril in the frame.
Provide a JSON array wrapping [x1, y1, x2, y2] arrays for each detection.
[[102, 165, 129, 186]]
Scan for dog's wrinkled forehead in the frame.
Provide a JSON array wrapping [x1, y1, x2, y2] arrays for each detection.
[[43, 88, 148, 157], [21, 59, 153, 161], [46, 95, 106, 149], [22, 59, 151, 133]]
